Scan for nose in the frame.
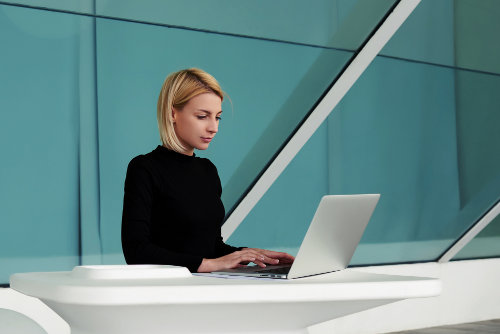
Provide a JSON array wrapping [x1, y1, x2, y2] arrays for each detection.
[[208, 117, 218, 134]]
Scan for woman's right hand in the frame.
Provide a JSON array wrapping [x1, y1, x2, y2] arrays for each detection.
[[197, 249, 281, 273]]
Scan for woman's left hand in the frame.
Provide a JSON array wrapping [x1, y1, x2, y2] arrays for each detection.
[[241, 248, 295, 267]]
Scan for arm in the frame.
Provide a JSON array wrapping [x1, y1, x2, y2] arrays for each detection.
[[121, 157, 203, 272], [199, 159, 294, 271], [205, 159, 245, 257], [214, 233, 243, 257]]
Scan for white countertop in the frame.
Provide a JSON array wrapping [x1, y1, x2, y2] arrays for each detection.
[[11, 266, 441, 306]]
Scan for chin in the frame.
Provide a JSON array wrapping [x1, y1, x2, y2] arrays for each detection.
[[196, 145, 210, 151]]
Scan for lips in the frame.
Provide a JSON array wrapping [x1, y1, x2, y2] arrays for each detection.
[[201, 137, 213, 143]]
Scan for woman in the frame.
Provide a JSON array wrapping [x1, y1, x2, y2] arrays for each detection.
[[122, 68, 294, 273]]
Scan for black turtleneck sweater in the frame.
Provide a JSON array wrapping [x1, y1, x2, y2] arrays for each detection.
[[121, 145, 241, 272]]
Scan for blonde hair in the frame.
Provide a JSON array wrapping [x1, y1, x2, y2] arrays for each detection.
[[157, 68, 224, 154]]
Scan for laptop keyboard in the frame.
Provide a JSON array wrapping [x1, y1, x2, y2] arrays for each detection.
[[255, 266, 291, 274]]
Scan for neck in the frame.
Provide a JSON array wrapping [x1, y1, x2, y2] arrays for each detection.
[[162, 145, 194, 157]]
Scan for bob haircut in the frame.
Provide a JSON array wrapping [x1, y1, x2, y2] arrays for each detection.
[[157, 68, 224, 154]]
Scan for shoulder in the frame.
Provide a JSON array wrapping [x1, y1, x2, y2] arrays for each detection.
[[199, 157, 218, 174], [125, 149, 161, 180], [127, 146, 164, 169], [124, 153, 159, 192], [127, 154, 150, 172]]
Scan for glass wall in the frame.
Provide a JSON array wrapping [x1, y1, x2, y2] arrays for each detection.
[[447, 0, 500, 261], [0, 1, 396, 282], [0, 4, 86, 282], [1, 0, 498, 284], [95, 17, 351, 263], [229, 0, 500, 265], [453, 212, 500, 260]]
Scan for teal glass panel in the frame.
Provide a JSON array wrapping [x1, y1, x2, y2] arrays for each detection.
[[336, 61, 499, 265], [230, 0, 500, 264], [230, 55, 500, 264], [96, 0, 396, 50], [0, 4, 87, 282], [453, 213, 500, 260], [230, 56, 459, 261], [381, 0, 500, 74], [95, 17, 351, 263], [0, 0, 95, 14], [228, 123, 329, 254], [0, 0, 399, 279]]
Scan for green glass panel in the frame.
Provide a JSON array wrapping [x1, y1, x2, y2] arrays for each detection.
[[96, 0, 396, 50], [0, 4, 86, 282], [454, 212, 500, 260]]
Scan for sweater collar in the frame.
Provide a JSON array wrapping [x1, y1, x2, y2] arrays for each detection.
[[155, 145, 196, 161]]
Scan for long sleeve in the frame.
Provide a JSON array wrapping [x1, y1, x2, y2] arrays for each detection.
[[121, 157, 203, 272], [214, 235, 243, 257], [207, 159, 243, 257]]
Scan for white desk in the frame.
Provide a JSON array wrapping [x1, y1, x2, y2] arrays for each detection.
[[10, 265, 441, 334]]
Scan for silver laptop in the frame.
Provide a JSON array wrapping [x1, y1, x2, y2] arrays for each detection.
[[212, 194, 380, 279]]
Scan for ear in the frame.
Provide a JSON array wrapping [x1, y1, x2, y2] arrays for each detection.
[[171, 107, 177, 123]]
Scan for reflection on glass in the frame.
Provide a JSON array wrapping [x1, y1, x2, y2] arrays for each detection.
[[453, 213, 500, 260], [229, 0, 500, 265], [0, 0, 95, 14], [96, 0, 396, 50], [94, 0, 399, 262], [381, 0, 500, 74], [0, 4, 87, 283], [0, 0, 399, 279], [229, 54, 500, 265]]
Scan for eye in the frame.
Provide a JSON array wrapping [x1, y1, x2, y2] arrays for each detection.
[[216, 116, 222, 121], [196, 115, 207, 120]]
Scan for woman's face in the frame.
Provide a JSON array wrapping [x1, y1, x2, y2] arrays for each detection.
[[172, 92, 222, 156]]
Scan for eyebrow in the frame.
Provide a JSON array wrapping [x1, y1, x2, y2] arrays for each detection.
[[198, 109, 223, 115]]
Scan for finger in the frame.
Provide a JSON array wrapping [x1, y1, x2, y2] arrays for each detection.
[[251, 250, 285, 262], [252, 259, 267, 268], [243, 249, 294, 263], [266, 251, 296, 261], [239, 255, 258, 264], [241, 250, 266, 262], [227, 262, 250, 269], [262, 250, 291, 258], [275, 253, 295, 260], [260, 255, 280, 265]]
